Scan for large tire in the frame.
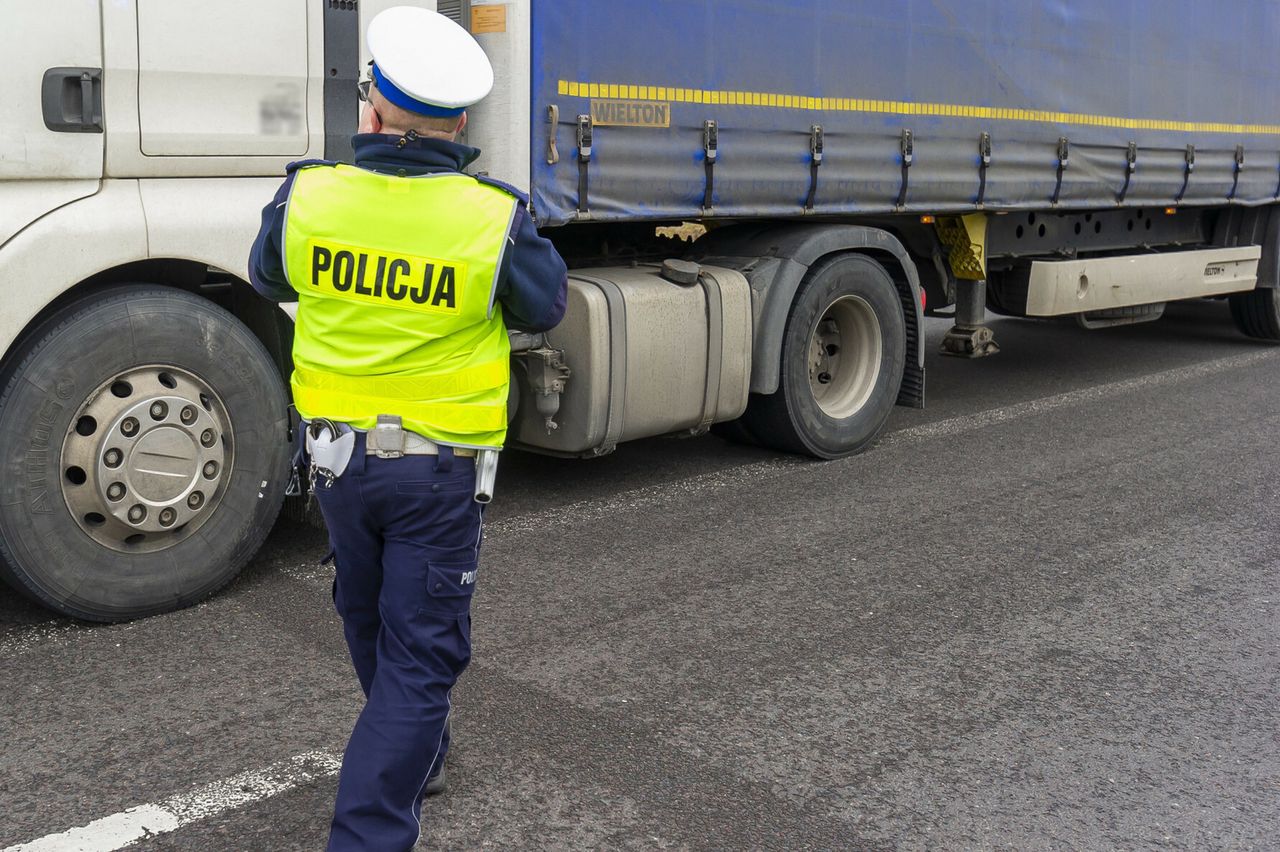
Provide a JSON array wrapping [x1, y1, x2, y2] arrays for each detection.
[[1229, 288, 1280, 340], [0, 286, 290, 621], [741, 254, 906, 459]]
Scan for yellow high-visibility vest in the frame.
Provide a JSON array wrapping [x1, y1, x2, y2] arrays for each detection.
[[282, 163, 519, 449]]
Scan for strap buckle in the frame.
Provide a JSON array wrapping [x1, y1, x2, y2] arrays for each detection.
[[367, 414, 407, 459], [576, 115, 593, 161]]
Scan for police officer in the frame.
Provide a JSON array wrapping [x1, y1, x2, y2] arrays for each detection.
[[248, 7, 567, 849]]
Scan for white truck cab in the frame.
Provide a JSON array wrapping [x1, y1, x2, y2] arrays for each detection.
[[0, 0, 474, 621]]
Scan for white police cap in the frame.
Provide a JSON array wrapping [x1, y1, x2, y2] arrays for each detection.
[[367, 6, 494, 118]]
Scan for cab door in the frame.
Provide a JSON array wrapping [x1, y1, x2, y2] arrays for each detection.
[[0, 1, 103, 243], [135, 0, 309, 158], [102, 0, 322, 177]]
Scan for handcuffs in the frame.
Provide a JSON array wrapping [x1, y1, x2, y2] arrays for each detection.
[[305, 417, 356, 491]]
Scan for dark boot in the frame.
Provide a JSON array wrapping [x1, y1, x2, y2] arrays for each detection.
[[424, 765, 446, 796], [425, 717, 451, 796]]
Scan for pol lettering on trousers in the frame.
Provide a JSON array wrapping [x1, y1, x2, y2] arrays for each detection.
[[310, 240, 463, 314]]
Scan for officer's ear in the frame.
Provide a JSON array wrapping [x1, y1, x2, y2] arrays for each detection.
[[359, 101, 383, 135], [454, 112, 467, 138]]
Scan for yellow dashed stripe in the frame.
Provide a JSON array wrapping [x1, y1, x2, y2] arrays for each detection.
[[556, 79, 1280, 136]]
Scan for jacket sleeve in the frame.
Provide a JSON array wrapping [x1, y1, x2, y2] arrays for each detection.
[[494, 204, 568, 333], [247, 173, 298, 303]]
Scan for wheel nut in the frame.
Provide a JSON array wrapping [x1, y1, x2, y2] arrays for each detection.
[[104, 448, 123, 468], [107, 483, 125, 501], [202, 461, 219, 479], [127, 504, 146, 523], [121, 418, 139, 437], [158, 507, 176, 527], [187, 491, 204, 510], [181, 406, 197, 425], [149, 401, 168, 420], [200, 429, 216, 448]]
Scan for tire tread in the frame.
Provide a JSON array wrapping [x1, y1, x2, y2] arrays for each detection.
[[741, 253, 906, 459], [1229, 288, 1280, 340], [0, 285, 288, 622]]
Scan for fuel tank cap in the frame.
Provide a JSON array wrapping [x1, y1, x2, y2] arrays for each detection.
[[660, 258, 701, 286]]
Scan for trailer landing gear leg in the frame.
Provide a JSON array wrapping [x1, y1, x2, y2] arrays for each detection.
[[941, 278, 1000, 358]]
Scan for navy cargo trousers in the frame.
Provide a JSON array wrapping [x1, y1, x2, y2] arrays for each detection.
[[315, 433, 482, 851]]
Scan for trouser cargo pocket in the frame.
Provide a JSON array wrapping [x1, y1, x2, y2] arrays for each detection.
[[422, 558, 478, 615]]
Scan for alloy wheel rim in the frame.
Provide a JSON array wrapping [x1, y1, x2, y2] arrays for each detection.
[[807, 294, 882, 419], [60, 366, 233, 553]]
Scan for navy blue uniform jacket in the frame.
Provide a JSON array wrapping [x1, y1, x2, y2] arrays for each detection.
[[248, 134, 568, 332]]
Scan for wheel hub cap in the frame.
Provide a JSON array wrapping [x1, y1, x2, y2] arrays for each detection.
[[808, 295, 883, 419], [128, 426, 199, 503], [61, 367, 233, 551]]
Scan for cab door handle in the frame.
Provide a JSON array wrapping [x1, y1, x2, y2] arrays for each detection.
[[42, 67, 103, 133]]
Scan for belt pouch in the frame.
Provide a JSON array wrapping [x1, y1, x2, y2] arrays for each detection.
[[306, 426, 357, 480]]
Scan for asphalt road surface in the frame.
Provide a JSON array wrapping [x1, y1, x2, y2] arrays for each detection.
[[2, 300, 1278, 851]]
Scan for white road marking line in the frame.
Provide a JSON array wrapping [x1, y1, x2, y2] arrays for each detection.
[[2, 751, 341, 852]]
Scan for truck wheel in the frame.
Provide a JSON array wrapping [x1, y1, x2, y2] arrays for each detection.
[[743, 254, 905, 459], [1228, 288, 1280, 340], [0, 286, 289, 622]]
